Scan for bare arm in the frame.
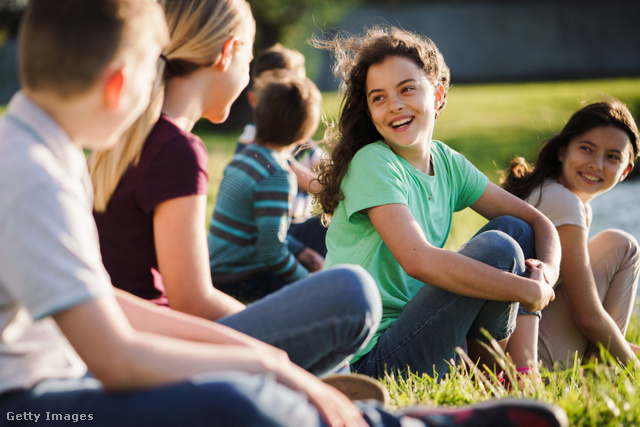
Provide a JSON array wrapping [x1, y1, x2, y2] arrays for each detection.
[[555, 224, 638, 366], [153, 194, 245, 320], [289, 157, 321, 193], [471, 182, 562, 287], [115, 288, 282, 358], [367, 202, 554, 312], [54, 296, 366, 427]]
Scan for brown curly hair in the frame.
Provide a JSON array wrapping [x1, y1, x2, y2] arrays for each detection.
[[501, 99, 639, 203], [310, 26, 450, 224]]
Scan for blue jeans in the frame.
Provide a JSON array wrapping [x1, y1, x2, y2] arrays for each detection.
[[218, 264, 382, 377], [289, 216, 328, 257], [0, 374, 402, 427], [352, 216, 535, 379]]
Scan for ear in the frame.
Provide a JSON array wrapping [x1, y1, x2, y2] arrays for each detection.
[[247, 90, 257, 108], [215, 37, 237, 72], [103, 68, 125, 110], [557, 146, 566, 162], [434, 84, 445, 109], [620, 163, 633, 182]]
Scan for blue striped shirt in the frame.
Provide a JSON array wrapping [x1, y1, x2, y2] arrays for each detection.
[[208, 145, 307, 284]]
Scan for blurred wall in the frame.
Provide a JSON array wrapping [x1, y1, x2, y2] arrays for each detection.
[[317, 0, 640, 90]]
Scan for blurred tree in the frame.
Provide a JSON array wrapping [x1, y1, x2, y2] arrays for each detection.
[[0, 0, 26, 44], [248, 0, 362, 53], [211, 0, 363, 131]]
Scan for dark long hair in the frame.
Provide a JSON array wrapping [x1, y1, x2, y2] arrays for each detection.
[[310, 26, 450, 223], [501, 100, 639, 202]]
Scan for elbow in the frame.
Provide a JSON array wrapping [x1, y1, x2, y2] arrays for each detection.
[[572, 311, 602, 337], [401, 259, 424, 281], [168, 297, 211, 319], [88, 348, 140, 391]]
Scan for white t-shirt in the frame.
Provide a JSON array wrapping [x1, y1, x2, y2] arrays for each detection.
[[0, 92, 112, 393], [525, 179, 592, 230]]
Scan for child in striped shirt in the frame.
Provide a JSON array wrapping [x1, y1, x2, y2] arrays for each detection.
[[209, 71, 324, 300]]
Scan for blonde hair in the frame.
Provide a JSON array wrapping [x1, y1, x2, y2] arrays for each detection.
[[19, 0, 167, 97], [89, 0, 254, 211]]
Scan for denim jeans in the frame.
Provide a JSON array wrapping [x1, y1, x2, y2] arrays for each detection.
[[352, 216, 535, 379], [0, 374, 403, 427], [289, 216, 328, 257], [218, 264, 382, 377]]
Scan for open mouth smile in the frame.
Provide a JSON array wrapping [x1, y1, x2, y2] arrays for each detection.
[[390, 117, 413, 130], [579, 172, 602, 183]]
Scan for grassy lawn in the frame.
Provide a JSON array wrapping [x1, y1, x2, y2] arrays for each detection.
[[195, 77, 640, 425]]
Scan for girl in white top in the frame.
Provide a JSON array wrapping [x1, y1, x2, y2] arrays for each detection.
[[502, 100, 640, 369]]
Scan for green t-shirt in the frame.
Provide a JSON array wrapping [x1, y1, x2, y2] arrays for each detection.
[[325, 141, 489, 362]]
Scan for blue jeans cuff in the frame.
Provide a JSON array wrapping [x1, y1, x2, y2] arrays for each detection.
[[517, 304, 541, 319]]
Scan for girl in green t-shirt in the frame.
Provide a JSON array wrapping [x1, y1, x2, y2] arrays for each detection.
[[313, 26, 561, 385]]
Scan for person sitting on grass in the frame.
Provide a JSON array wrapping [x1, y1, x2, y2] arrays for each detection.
[[502, 99, 640, 370], [209, 71, 324, 300], [312, 26, 561, 385], [235, 43, 328, 257], [89, 0, 383, 393]]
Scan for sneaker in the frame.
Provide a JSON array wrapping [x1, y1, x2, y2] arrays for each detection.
[[322, 373, 389, 405], [398, 398, 568, 427]]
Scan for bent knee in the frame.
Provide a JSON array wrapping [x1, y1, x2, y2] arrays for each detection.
[[592, 229, 639, 259], [463, 230, 526, 275], [322, 264, 382, 321]]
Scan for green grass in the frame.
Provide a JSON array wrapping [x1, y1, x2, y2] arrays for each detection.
[[195, 77, 640, 425]]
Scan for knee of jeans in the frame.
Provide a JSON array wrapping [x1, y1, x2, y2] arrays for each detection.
[[489, 216, 535, 255], [323, 264, 382, 331], [463, 230, 526, 275]]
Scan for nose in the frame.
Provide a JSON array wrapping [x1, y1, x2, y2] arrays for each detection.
[[388, 94, 404, 112], [588, 155, 604, 171]]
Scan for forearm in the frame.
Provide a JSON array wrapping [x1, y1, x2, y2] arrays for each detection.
[[590, 320, 637, 365], [411, 248, 542, 307], [116, 289, 270, 351], [109, 332, 290, 390], [529, 213, 562, 285], [288, 158, 318, 193], [257, 224, 308, 281]]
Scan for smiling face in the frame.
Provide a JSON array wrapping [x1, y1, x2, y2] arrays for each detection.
[[557, 125, 634, 203], [365, 55, 443, 160]]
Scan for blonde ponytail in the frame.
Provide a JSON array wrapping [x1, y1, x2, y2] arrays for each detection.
[[89, 0, 254, 212]]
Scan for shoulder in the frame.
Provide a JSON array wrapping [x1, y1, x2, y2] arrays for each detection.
[[0, 121, 79, 213], [351, 142, 403, 172], [230, 145, 287, 178], [431, 140, 471, 168], [146, 115, 207, 161], [139, 115, 208, 180], [528, 180, 588, 228]]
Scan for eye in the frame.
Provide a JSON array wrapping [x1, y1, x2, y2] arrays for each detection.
[[579, 145, 592, 153], [401, 86, 415, 94], [370, 94, 385, 104], [607, 154, 622, 162]]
